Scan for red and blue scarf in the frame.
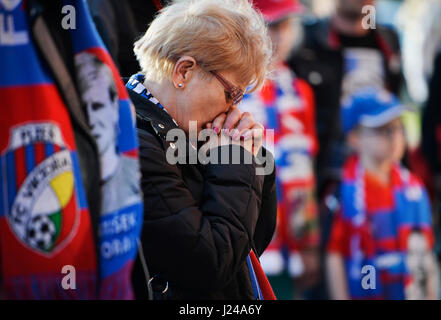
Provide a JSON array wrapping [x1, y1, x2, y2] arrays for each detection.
[[338, 156, 434, 299], [240, 63, 319, 277], [0, 0, 142, 299]]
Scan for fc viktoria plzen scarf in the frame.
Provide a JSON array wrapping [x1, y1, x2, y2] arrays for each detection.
[[0, 0, 143, 299]]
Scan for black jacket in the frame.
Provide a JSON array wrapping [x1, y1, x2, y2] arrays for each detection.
[[127, 85, 278, 300], [288, 18, 403, 197], [86, 0, 166, 77]]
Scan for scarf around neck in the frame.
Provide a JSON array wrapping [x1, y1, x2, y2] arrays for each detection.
[[340, 156, 433, 299]]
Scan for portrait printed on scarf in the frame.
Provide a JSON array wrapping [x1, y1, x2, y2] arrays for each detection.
[[75, 52, 140, 215], [405, 229, 438, 300]]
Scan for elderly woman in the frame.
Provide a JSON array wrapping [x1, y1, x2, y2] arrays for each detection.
[[126, 0, 277, 300]]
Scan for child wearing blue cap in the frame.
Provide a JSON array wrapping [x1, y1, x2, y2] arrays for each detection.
[[325, 87, 438, 300]]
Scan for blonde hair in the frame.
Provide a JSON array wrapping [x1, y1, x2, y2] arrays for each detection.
[[133, 0, 272, 92]]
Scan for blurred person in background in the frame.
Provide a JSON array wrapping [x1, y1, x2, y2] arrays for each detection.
[[289, 0, 403, 204], [240, 0, 320, 300], [395, 0, 441, 105], [421, 48, 441, 282], [326, 88, 437, 300], [393, 0, 441, 296], [126, 0, 278, 300], [288, 1, 403, 299]]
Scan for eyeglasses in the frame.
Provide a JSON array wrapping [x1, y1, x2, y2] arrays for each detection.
[[210, 71, 244, 106]]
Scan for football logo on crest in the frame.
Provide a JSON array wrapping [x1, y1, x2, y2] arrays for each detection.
[[3, 123, 79, 255]]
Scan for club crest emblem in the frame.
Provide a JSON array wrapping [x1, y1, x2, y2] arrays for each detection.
[[2, 122, 80, 255]]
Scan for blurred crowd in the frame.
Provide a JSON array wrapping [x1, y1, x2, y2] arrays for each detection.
[[239, 0, 441, 300], [1, 0, 441, 300]]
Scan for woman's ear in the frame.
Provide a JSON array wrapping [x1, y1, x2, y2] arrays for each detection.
[[172, 56, 197, 89]]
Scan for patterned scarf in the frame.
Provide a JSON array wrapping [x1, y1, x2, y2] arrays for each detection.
[[240, 63, 319, 277], [0, 0, 142, 299], [126, 73, 179, 126]]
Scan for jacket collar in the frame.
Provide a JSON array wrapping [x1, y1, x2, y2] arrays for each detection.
[[125, 77, 200, 160], [125, 75, 179, 139]]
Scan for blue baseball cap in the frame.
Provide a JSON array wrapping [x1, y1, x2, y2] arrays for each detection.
[[341, 87, 405, 134]]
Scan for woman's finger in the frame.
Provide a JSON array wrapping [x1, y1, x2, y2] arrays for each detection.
[[211, 113, 227, 134], [240, 123, 264, 141], [237, 123, 264, 156], [222, 107, 242, 133], [232, 112, 255, 140]]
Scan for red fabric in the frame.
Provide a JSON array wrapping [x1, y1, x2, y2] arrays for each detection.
[[249, 250, 277, 300], [0, 85, 97, 278], [364, 171, 395, 211], [327, 166, 395, 256], [326, 211, 348, 256], [263, 71, 320, 253], [153, 0, 162, 11], [253, 0, 304, 22]]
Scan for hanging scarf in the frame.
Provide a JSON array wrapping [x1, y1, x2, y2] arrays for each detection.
[[126, 73, 178, 126], [67, 0, 143, 299], [248, 250, 276, 300], [0, 0, 97, 299], [340, 156, 434, 299], [240, 63, 319, 277], [0, 0, 142, 299]]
